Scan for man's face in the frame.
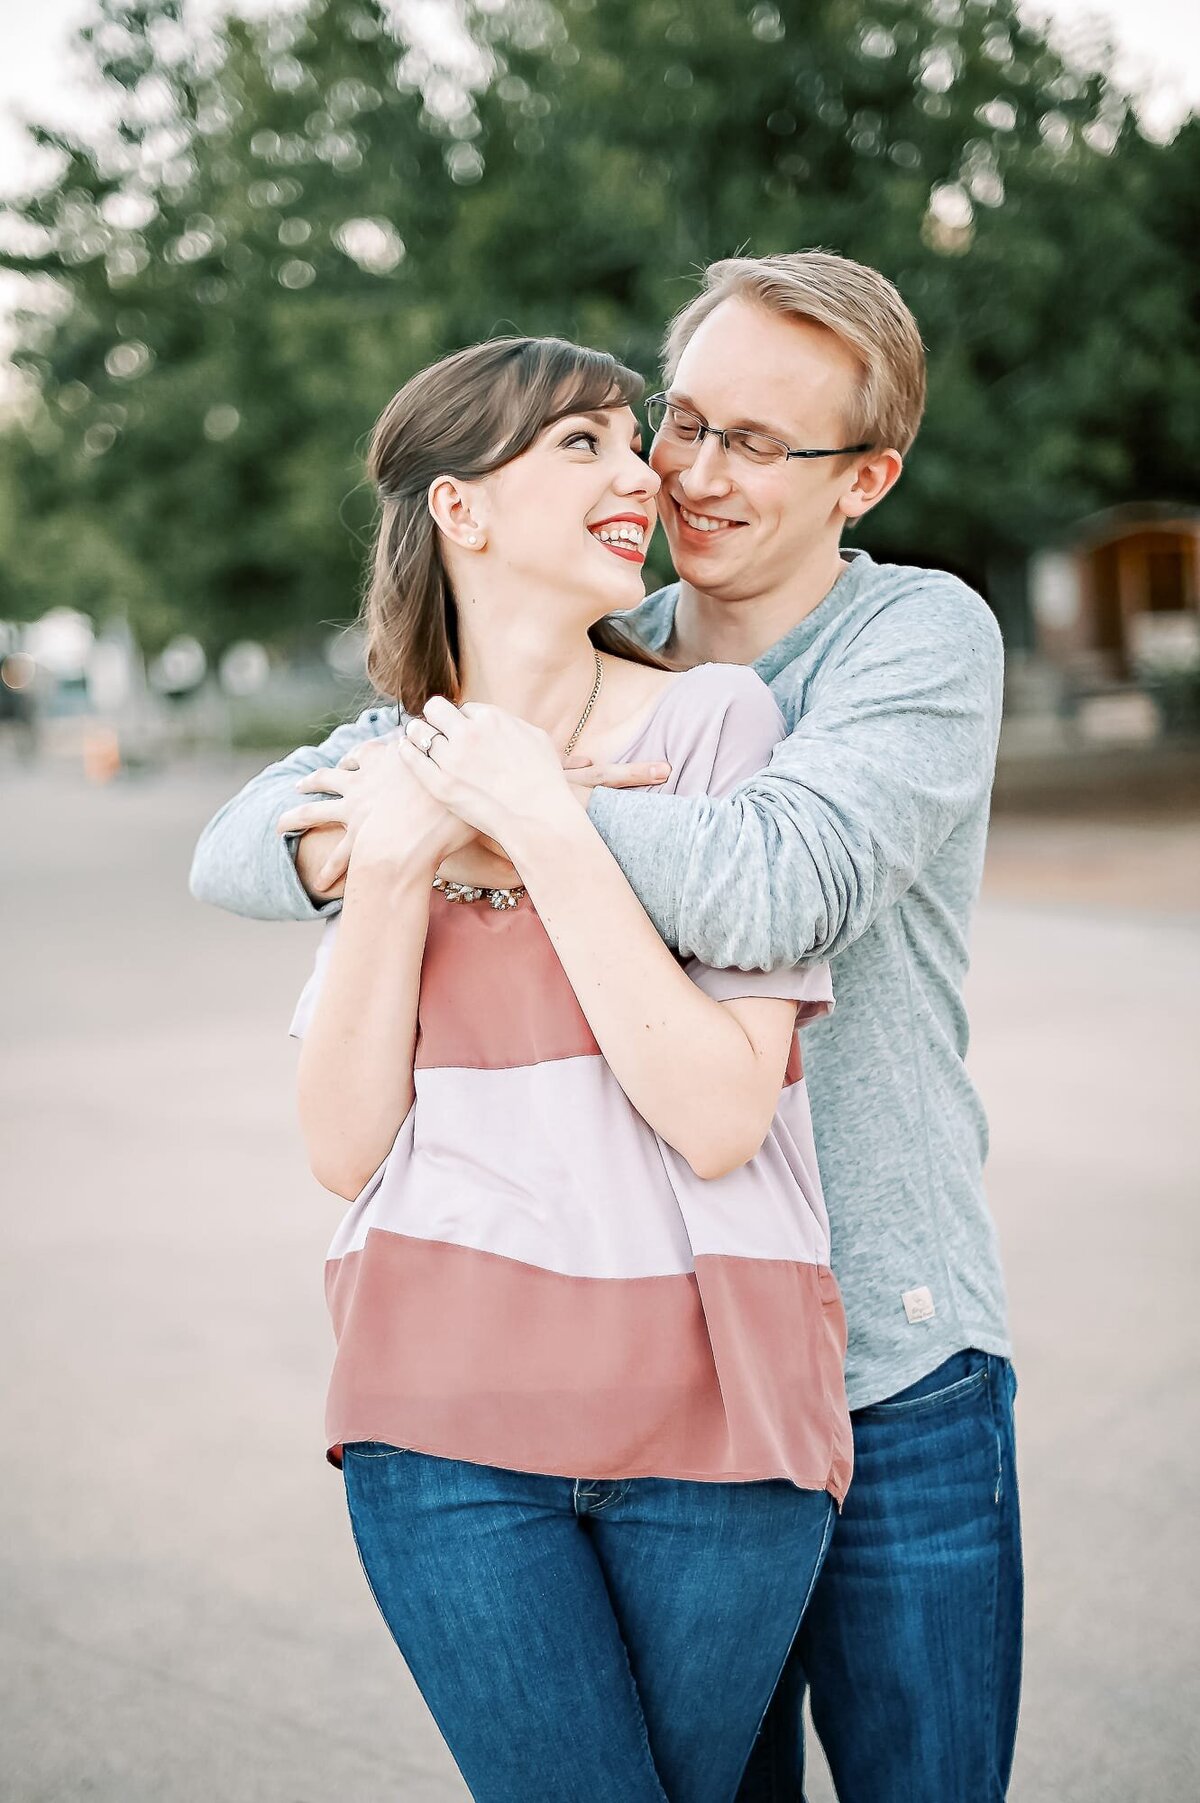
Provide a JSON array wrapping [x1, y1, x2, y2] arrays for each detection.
[[649, 296, 867, 603]]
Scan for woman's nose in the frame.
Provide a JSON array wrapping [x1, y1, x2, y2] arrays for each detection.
[[621, 452, 661, 498]]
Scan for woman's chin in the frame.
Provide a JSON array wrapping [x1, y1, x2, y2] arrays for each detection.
[[604, 565, 651, 610]]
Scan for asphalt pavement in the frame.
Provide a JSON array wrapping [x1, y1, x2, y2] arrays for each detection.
[[3, 758, 1197, 1803]]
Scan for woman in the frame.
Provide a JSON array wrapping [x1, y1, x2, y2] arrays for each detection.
[[284, 336, 851, 1803]]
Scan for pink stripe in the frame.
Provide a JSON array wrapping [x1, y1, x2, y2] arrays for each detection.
[[416, 895, 600, 1071], [323, 1230, 852, 1501]]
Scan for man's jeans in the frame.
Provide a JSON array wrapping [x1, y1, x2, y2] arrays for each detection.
[[343, 1445, 836, 1803], [738, 1349, 1023, 1802]]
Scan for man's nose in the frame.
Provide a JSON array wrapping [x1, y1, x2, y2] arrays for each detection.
[[677, 431, 733, 497]]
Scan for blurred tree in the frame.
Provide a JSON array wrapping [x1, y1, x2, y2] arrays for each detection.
[[0, 0, 1196, 654]]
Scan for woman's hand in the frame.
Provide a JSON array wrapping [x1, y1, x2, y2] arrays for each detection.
[[278, 723, 672, 895], [280, 733, 475, 880], [399, 697, 579, 846]]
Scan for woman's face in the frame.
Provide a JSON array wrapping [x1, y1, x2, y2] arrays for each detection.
[[476, 404, 660, 616]]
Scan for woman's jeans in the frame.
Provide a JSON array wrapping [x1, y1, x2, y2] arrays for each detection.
[[737, 1348, 1023, 1802], [343, 1445, 837, 1803]]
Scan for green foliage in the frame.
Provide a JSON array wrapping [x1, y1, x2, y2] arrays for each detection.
[[0, 0, 1196, 650]]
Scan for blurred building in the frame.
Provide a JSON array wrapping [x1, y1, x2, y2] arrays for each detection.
[[1029, 504, 1200, 686]]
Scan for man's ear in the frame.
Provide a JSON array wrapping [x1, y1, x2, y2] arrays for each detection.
[[428, 475, 488, 549], [839, 448, 903, 522]]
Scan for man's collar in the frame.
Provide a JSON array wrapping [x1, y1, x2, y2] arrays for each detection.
[[753, 548, 874, 685], [624, 547, 875, 676]]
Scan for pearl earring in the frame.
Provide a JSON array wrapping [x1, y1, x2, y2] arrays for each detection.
[[467, 534, 479, 546]]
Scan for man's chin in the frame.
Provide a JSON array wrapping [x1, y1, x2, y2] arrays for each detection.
[[662, 528, 744, 589]]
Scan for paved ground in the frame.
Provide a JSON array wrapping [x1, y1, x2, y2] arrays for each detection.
[[3, 757, 1198, 1803]]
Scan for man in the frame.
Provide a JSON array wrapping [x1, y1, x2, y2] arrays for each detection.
[[191, 251, 1021, 1802]]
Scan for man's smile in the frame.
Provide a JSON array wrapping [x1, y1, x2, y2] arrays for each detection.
[[666, 493, 747, 540]]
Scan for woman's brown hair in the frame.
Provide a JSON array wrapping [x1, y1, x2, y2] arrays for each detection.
[[361, 336, 673, 713]]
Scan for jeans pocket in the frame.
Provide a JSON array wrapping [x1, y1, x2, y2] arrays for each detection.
[[855, 1355, 991, 1422]]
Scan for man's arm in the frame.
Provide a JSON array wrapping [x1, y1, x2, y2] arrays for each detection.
[[188, 705, 399, 920], [586, 581, 1004, 970]]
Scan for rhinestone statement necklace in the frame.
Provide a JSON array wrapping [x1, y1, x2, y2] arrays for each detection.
[[431, 649, 604, 910]]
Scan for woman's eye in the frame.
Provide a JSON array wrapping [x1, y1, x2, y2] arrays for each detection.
[[562, 430, 599, 452]]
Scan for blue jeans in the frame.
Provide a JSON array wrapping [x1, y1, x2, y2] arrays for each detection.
[[737, 1349, 1023, 1802], [342, 1446, 836, 1803]]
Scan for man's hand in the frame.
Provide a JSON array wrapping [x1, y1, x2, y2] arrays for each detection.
[[563, 753, 673, 794], [277, 737, 393, 899], [278, 734, 475, 897], [278, 728, 672, 900]]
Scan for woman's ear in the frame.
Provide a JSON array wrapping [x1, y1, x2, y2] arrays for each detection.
[[428, 476, 488, 550]]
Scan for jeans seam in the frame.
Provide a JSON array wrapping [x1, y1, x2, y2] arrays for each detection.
[[343, 1472, 485, 1796], [734, 1496, 836, 1800], [982, 1357, 1006, 1803]]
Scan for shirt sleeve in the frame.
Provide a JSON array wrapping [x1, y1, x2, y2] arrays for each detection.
[[188, 704, 400, 922], [587, 580, 1003, 970], [684, 957, 833, 1021], [662, 665, 834, 1021], [288, 919, 339, 1039]]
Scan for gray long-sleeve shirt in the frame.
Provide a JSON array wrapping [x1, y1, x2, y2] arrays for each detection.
[[190, 547, 1010, 1407]]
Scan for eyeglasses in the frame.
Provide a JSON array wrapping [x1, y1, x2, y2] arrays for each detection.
[[645, 394, 872, 466]]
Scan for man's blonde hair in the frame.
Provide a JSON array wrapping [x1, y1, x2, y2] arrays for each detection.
[[663, 251, 927, 457]]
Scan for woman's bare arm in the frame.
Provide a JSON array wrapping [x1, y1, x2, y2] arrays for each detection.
[[509, 805, 798, 1179], [297, 855, 435, 1199], [295, 747, 464, 1200]]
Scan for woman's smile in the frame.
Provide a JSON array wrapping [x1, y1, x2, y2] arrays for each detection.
[[587, 510, 651, 565]]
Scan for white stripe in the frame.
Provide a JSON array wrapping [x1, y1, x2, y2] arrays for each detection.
[[326, 1056, 830, 1277]]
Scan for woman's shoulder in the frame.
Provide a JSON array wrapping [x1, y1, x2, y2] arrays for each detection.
[[654, 661, 785, 743], [672, 660, 780, 711], [633, 663, 788, 799]]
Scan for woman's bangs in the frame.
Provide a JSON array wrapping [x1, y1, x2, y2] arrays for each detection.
[[543, 349, 644, 430]]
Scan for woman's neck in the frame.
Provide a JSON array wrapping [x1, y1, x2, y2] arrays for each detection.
[[454, 612, 603, 753]]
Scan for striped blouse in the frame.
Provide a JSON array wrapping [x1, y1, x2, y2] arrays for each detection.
[[291, 663, 853, 1501]]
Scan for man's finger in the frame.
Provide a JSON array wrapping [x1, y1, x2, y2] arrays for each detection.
[[566, 760, 672, 790], [277, 801, 345, 834], [316, 847, 351, 890], [339, 738, 391, 768], [295, 767, 350, 795]]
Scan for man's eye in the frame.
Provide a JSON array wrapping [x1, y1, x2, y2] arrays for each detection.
[[562, 430, 599, 452]]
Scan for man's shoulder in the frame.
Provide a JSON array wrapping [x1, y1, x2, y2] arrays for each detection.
[[847, 556, 1002, 655], [345, 700, 403, 735]]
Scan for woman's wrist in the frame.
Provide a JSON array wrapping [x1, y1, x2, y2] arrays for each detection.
[[505, 795, 596, 879], [349, 821, 443, 889]]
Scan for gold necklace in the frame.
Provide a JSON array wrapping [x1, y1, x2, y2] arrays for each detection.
[[432, 649, 603, 909]]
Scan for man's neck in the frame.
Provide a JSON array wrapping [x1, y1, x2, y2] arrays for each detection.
[[669, 547, 851, 670]]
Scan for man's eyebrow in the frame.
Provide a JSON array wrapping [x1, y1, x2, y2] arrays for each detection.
[[668, 389, 794, 440]]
